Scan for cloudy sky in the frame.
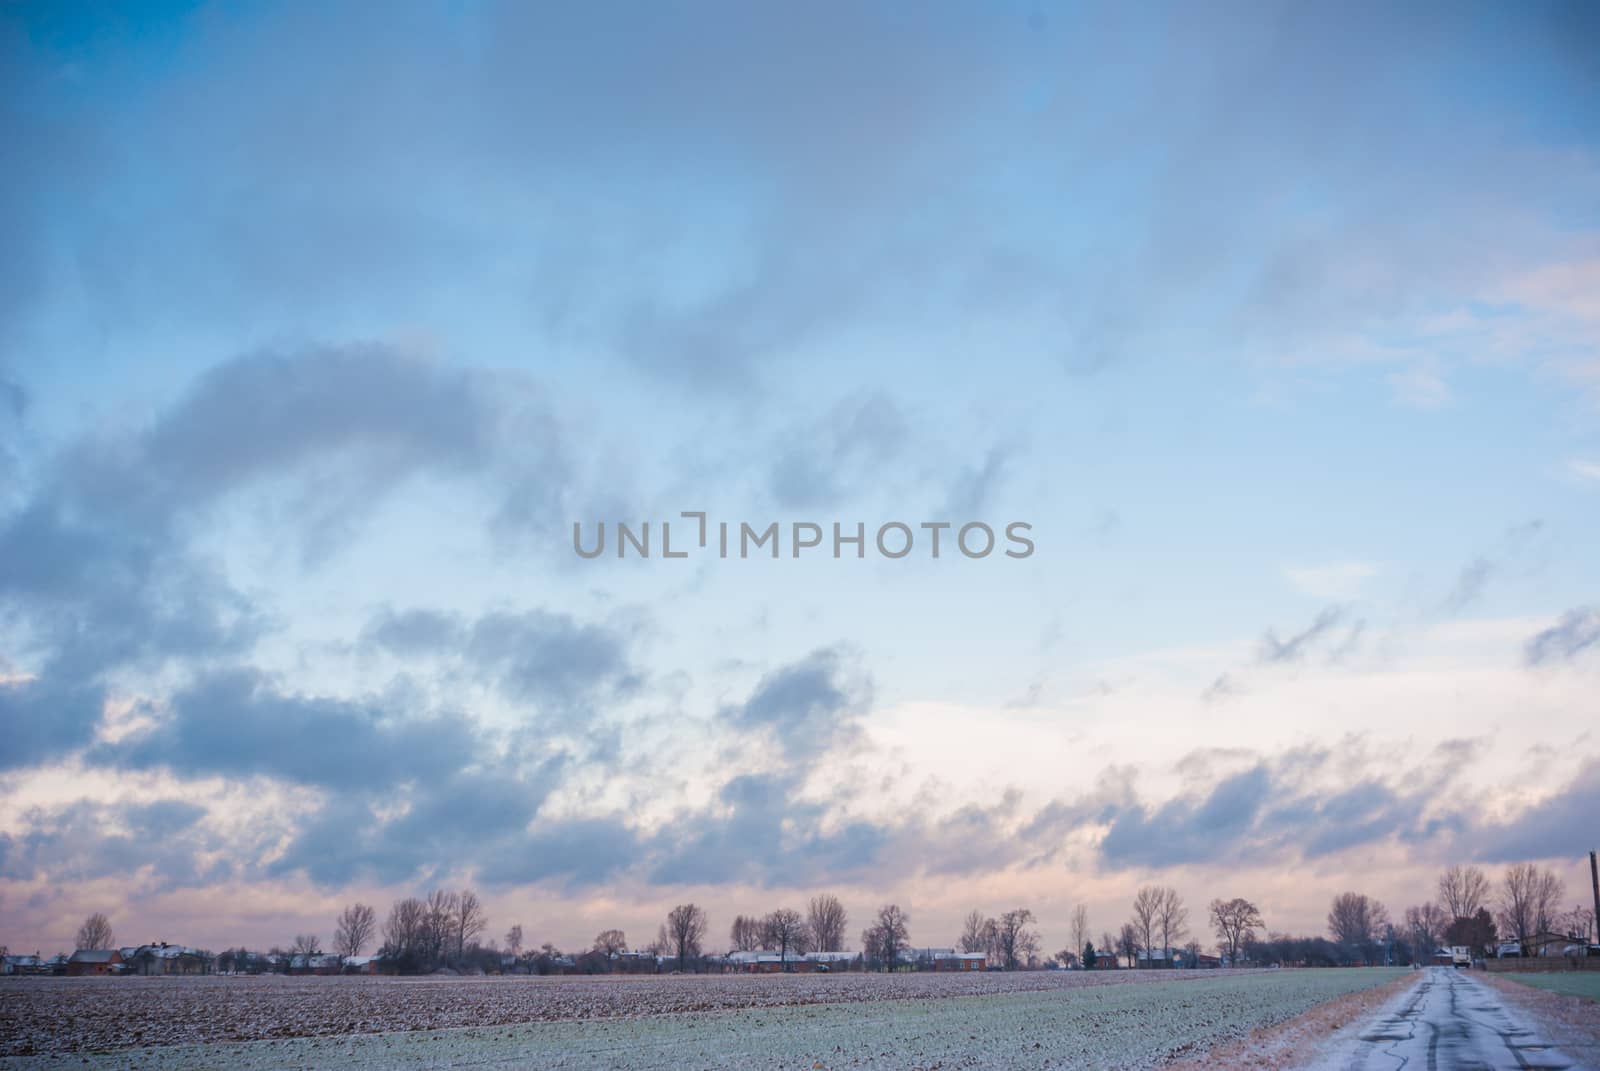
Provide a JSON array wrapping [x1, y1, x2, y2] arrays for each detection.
[[2, 1, 1598, 957]]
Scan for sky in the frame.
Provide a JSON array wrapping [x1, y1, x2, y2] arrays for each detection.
[[1, 1, 1598, 958]]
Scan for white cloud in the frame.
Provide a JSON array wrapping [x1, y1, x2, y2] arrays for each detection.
[[1387, 365, 1453, 409], [1283, 561, 1378, 599], [1568, 458, 1600, 483]]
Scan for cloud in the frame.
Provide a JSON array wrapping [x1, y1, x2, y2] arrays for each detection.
[[1470, 759, 1600, 861], [467, 611, 643, 717], [720, 648, 869, 762], [1100, 765, 1272, 866], [1201, 674, 1238, 704], [1524, 607, 1600, 665], [938, 442, 1018, 519], [1283, 561, 1377, 600], [0, 343, 577, 770], [95, 669, 483, 790], [270, 761, 569, 888], [0, 676, 106, 772], [1386, 364, 1453, 409], [1566, 459, 1600, 482], [1441, 520, 1544, 613], [1258, 607, 1345, 664], [361, 608, 462, 657], [363, 606, 645, 724], [1095, 740, 1466, 870], [768, 395, 909, 509], [0, 798, 227, 891]]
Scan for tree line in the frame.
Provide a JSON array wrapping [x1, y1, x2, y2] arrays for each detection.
[[44, 857, 1594, 976]]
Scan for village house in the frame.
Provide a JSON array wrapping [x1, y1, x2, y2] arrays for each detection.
[[1136, 948, 1180, 968], [288, 953, 343, 976], [897, 948, 988, 971], [66, 948, 124, 976], [1, 954, 45, 975], [722, 950, 861, 973], [123, 943, 210, 975]]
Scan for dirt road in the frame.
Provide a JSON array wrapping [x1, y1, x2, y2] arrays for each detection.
[[1304, 967, 1592, 1070]]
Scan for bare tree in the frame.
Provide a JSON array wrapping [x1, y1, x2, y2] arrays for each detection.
[[383, 897, 428, 961], [594, 929, 627, 961], [1565, 904, 1597, 942], [1117, 923, 1140, 968], [290, 933, 320, 955], [1157, 887, 1189, 959], [1070, 904, 1090, 965], [424, 889, 459, 965], [664, 903, 707, 971], [762, 909, 809, 967], [454, 889, 488, 959], [1130, 886, 1162, 962], [1327, 892, 1389, 960], [729, 915, 762, 952], [1208, 898, 1263, 966], [995, 908, 1038, 970], [1498, 863, 1565, 947], [807, 894, 848, 952], [958, 909, 989, 953], [862, 903, 910, 971], [75, 913, 115, 951], [1404, 903, 1448, 961], [1438, 865, 1490, 922], [504, 924, 524, 957], [334, 903, 376, 959]]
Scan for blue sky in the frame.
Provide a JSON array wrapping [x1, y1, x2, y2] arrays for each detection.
[[2, 1, 1598, 955]]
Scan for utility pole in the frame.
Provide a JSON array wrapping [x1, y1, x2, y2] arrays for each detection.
[[1590, 850, 1599, 944]]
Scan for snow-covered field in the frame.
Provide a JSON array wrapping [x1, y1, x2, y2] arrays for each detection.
[[0, 968, 1406, 1069]]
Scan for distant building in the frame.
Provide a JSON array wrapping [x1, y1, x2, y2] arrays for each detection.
[[125, 943, 209, 975], [896, 948, 987, 971], [66, 949, 124, 976], [1498, 932, 1585, 959], [288, 953, 342, 975]]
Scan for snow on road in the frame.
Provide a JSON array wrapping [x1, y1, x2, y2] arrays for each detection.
[[1302, 967, 1592, 1071]]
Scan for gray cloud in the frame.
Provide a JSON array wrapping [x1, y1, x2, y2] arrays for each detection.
[[1469, 758, 1600, 861], [361, 608, 463, 657], [938, 442, 1017, 520], [1201, 673, 1238, 704], [468, 611, 643, 716], [720, 648, 869, 762], [1442, 520, 1545, 613], [1524, 606, 1600, 665], [1100, 766, 1272, 866], [1258, 606, 1345, 664], [1443, 557, 1494, 613], [0, 798, 228, 892], [0, 677, 107, 772], [10, 722, 1593, 896], [0, 344, 574, 770], [768, 395, 909, 509], [271, 761, 567, 888], [363, 605, 645, 723], [95, 669, 483, 790], [1095, 740, 1473, 870]]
